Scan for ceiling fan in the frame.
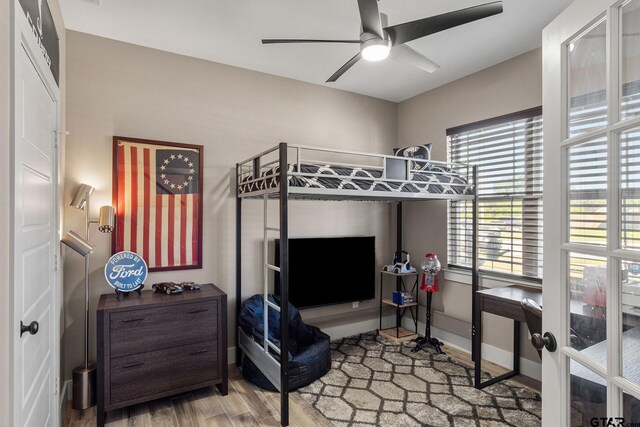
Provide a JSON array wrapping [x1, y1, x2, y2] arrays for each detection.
[[262, 0, 503, 83]]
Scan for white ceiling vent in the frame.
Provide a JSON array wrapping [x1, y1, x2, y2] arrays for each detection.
[[81, 0, 101, 5]]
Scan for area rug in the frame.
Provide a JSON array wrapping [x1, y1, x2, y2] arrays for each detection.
[[297, 332, 541, 427]]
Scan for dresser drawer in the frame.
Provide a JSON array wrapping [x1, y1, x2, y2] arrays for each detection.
[[110, 301, 217, 357], [110, 341, 218, 405]]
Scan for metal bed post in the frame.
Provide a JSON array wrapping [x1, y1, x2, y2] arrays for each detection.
[[397, 202, 403, 252], [396, 202, 403, 336], [236, 163, 243, 366], [278, 142, 290, 427], [471, 165, 481, 386]]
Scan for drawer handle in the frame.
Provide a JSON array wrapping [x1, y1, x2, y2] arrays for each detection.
[[122, 362, 144, 369], [191, 349, 209, 355], [122, 318, 145, 323], [188, 309, 208, 314]]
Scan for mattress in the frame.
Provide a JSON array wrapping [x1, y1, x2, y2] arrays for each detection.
[[238, 162, 472, 196]]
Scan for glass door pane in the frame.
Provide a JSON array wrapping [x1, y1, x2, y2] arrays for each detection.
[[568, 20, 608, 137], [570, 358, 607, 426], [569, 137, 608, 246], [620, 260, 640, 388], [623, 392, 640, 423], [569, 253, 607, 366], [621, 125, 640, 250], [621, 0, 640, 120]]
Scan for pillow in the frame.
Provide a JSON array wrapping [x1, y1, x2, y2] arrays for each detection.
[[393, 144, 432, 171]]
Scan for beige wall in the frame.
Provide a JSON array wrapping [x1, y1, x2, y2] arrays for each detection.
[[63, 31, 397, 380], [2, 0, 66, 423], [398, 49, 543, 363]]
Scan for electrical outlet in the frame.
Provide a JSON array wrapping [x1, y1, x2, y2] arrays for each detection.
[[352, 301, 359, 309]]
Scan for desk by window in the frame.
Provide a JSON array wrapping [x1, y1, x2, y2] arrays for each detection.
[[473, 286, 541, 389], [473, 285, 640, 390]]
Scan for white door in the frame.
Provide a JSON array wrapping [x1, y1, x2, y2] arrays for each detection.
[[543, 0, 640, 424], [13, 9, 60, 427]]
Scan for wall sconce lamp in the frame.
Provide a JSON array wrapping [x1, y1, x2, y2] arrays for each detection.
[[61, 183, 115, 410], [98, 206, 115, 233], [69, 183, 94, 210], [61, 231, 94, 257]]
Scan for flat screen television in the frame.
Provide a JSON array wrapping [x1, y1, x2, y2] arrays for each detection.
[[274, 236, 375, 309]]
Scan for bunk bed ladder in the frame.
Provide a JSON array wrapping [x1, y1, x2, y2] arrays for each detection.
[[263, 193, 282, 356]]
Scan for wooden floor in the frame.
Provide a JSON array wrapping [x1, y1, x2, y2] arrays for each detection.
[[63, 347, 540, 427], [63, 367, 333, 427]]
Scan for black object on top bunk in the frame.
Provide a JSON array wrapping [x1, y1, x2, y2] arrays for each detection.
[[236, 142, 479, 426]]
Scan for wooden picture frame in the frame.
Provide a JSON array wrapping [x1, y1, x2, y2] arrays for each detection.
[[112, 136, 203, 271]]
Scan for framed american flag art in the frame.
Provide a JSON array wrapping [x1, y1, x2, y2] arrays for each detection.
[[112, 136, 203, 271]]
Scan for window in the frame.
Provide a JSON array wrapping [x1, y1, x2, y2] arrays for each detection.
[[447, 107, 543, 280]]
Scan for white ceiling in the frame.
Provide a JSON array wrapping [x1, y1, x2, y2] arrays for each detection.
[[59, 0, 574, 102]]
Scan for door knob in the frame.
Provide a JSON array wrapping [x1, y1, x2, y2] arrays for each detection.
[[20, 321, 39, 337], [531, 331, 557, 352]]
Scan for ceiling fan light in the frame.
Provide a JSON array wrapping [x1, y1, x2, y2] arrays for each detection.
[[361, 39, 391, 61]]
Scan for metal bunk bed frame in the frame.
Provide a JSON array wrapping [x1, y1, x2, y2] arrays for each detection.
[[236, 142, 479, 426]]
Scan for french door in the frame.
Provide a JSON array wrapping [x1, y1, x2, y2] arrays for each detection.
[[543, 0, 640, 425]]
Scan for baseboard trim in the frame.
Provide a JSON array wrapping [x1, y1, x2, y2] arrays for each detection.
[[403, 318, 541, 381], [228, 346, 236, 365], [60, 379, 71, 426], [62, 380, 72, 401], [309, 315, 394, 341]]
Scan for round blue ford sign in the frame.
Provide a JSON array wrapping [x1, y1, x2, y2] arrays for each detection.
[[104, 251, 148, 292]]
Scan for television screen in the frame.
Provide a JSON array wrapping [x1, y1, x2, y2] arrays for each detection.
[[274, 236, 375, 309]]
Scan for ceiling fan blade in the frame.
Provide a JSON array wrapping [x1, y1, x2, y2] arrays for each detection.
[[384, 1, 503, 46], [262, 39, 361, 44], [326, 52, 362, 83], [389, 44, 440, 73], [357, 0, 384, 39]]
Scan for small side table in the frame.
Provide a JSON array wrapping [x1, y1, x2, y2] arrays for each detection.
[[378, 271, 419, 343]]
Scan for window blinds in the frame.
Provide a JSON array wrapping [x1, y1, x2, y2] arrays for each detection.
[[448, 85, 640, 281], [447, 107, 543, 280]]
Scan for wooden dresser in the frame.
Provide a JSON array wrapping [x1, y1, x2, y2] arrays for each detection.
[[96, 283, 227, 426]]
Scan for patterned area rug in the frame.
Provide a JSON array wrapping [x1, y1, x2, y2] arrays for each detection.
[[297, 332, 541, 427]]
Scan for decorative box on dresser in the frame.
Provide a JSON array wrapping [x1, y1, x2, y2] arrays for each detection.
[[96, 283, 228, 426]]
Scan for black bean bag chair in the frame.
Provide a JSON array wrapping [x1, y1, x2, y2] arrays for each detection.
[[238, 294, 331, 391]]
